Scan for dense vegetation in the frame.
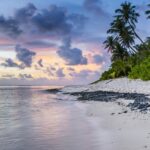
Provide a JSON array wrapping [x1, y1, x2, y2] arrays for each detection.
[[100, 2, 150, 81]]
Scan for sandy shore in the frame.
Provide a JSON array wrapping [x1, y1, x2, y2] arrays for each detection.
[[61, 77, 150, 94], [59, 78, 150, 150], [83, 101, 150, 150]]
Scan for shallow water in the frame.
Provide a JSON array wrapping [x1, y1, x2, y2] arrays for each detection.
[[0, 86, 101, 150]]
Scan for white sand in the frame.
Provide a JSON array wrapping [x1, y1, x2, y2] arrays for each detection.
[[61, 77, 150, 94], [62, 78, 150, 150], [84, 101, 150, 150]]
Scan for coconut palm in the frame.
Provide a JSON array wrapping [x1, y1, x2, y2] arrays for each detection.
[[115, 2, 144, 44], [107, 18, 136, 54], [103, 36, 116, 52], [145, 4, 150, 19], [111, 42, 129, 62], [107, 17, 125, 35], [118, 25, 136, 53]]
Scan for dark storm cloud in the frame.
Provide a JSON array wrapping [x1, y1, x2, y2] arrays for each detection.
[[57, 37, 87, 65], [15, 45, 36, 67], [0, 3, 88, 39], [83, 0, 109, 17], [37, 59, 43, 67], [1, 58, 20, 68], [0, 16, 22, 37], [68, 13, 88, 29], [93, 54, 104, 64], [14, 3, 36, 23], [0, 45, 36, 69], [31, 5, 72, 35], [31, 5, 88, 36]]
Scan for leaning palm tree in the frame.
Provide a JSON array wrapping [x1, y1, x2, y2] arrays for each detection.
[[118, 25, 136, 53], [107, 17, 125, 35], [145, 4, 150, 19], [115, 2, 144, 44], [111, 42, 129, 62], [108, 18, 136, 54], [103, 36, 116, 52]]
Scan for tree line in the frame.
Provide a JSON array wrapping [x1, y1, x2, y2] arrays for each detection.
[[100, 2, 150, 81]]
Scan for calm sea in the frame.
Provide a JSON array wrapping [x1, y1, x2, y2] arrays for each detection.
[[0, 86, 101, 150]]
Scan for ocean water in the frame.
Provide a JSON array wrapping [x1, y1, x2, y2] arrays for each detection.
[[0, 86, 101, 150]]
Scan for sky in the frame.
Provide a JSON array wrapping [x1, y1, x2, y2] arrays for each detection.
[[0, 0, 149, 85]]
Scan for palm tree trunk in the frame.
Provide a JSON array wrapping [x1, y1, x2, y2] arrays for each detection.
[[128, 21, 145, 44], [134, 32, 145, 44]]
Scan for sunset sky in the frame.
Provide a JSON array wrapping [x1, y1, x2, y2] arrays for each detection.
[[0, 0, 149, 85]]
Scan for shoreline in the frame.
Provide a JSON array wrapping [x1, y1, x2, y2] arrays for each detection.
[[46, 78, 150, 149], [83, 101, 150, 150], [57, 77, 150, 113], [70, 91, 150, 112], [61, 78, 150, 94]]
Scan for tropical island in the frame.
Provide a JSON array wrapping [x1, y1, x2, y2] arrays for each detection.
[[50, 2, 150, 114], [1, 1, 150, 150], [95, 2, 150, 82]]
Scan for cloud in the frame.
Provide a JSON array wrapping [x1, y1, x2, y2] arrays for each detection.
[[0, 45, 36, 69], [25, 40, 56, 48], [69, 69, 100, 84], [68, 13, 88, 30], [0, 3, 88, 40], [50, 66, 56, 71], [46, 67, 54, 76], [31, 5, 72, 35], [2, 74, 15, 78], [56, 68, 65, 77], [15, 45, 36, 67], [19, 73, 33, 79], [93, 54, 104, 64], [37, 59, 43, 67], [83, 0, 109, 17], [57, 37, 87, 65], [15, 3, 36, 23], [0, 16, 22, 37], [1, 58, 20, 68], [67, 67, 75, 71], [70, 69, 97, 77]]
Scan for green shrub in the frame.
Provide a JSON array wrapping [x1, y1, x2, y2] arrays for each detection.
[[100, 59, 131, 80], [100, 48, 150, 81], [128, 56, 150, 80], [100, 69, 115, 80]]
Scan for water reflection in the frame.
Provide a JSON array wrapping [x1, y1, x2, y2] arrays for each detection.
[[0, 87, 101, 150]]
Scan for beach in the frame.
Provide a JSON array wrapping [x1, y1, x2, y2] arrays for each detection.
[[59, 77, 150, 150], [1, 79, 150, 150]]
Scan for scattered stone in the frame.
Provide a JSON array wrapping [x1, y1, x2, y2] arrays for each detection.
[[144, 145, 148, 149], [111, 113, 115, 115], [123, 110, 128, 113], [46, 88, 61, 93], [69, 90, 150, 112]]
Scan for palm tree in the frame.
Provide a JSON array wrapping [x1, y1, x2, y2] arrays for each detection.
[[118, 25, 136, 53], [107, 17, 125, 35], [107, 18, 136, 54], [111, 42, 129, 62], [145, 4, 150, 19], [103, 36, 116, 52], [115, 2, 144, 44]]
